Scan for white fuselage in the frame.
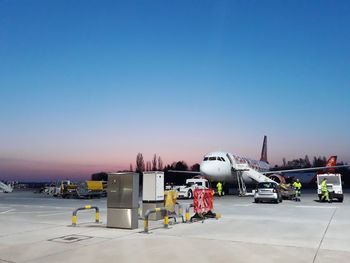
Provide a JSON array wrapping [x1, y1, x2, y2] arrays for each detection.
[[199, 151, 273, 184]]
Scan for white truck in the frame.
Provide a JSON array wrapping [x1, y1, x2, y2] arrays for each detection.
[[171, 178, 209, 199], [317, 173, 343, 202]]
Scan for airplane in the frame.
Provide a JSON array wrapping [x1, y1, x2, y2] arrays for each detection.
[[198, 136, 349, 195], [0, 181, 13, 193]]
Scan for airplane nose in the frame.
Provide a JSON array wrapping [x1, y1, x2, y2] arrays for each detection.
[[200, 162, 216, 176]]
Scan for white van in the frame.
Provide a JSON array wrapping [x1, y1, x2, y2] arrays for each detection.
[[317, 174, 343, 202]]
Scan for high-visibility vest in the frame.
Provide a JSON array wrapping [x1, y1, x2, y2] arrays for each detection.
[[217, 182, 222, 190], [293, 182, 302, 190], [321, 180, 328, 192]]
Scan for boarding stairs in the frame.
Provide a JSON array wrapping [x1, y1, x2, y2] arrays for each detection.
[[0, 182, 13, 193], [232, 163, 275, 196]]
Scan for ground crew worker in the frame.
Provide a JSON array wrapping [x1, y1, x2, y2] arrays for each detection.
[[292, 179, 302, 202], [216, 181, 223, 197], [321, 178, 331, 203]]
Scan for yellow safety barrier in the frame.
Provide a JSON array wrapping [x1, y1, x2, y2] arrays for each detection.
[[72, 205, 100, 226], [164, 190, 177, 213], [184, 204, 194, 222], [164, 190, 184, 223], [143, 207, 170, 233]]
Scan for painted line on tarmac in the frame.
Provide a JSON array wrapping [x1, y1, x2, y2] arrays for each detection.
[[0, 258, 15, 263], [37, 212, 69, 217], [5, 211, 55, 214], [295, 205, 337, 209], [216, 204, 253, 207], [0, 209, 15, 214], [2, 204, 81, 209]]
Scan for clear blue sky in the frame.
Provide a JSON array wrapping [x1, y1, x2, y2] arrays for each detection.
[[1, 0, 349, 180]]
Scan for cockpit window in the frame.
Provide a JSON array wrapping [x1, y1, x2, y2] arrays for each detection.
[[220, 157, 226, 162], [203, 157, 208, 161], [209, 157, 216, 161]]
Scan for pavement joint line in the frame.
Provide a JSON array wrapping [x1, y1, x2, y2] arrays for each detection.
[[0, 258, 15, 263], [4, 211, 59, 214], [82, 229, 138, 241], [155, 232, 319, 251], [0, 216, 76, 226], [0, 204, 108, 211], [0, 204, 69, 209], [312, 207, 337, 263], [296, 205, 338, 209]]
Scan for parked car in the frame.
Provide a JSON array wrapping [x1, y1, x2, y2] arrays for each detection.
[[254, 182, 282, 203]]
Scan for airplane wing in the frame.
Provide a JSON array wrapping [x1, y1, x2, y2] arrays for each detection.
[[263, 165, 350, 175], [167, 170, 201, 174]]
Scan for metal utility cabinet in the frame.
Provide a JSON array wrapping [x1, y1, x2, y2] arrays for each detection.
[[107, 172, 139, 229], [142, 172, 164, 220]]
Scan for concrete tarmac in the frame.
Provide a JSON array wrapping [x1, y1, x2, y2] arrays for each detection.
[[1, 190, 350, 263]]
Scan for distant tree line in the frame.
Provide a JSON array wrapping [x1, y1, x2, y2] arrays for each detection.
[[91, 153, 200, 178], [91, 153, 200, 186], [133, 153, 200, 185], [134, 153, 199, 173]]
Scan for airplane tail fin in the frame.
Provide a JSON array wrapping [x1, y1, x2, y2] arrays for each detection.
[[316, 156, 337, 175], [260, 136, 268, 163], [326, 156, 337, 167], [326, 156, 337, 173]]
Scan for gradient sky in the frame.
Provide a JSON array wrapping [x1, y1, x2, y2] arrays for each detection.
[[1, 0, 349, 181]]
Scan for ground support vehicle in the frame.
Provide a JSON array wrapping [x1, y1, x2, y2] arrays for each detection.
[[172, 178, 209, 199], [43, 183, 60, 196], [59, 180, 104, 199], [279, 184, 295, 200], [75, 181, 104, 199], [317, 174, 343, 202]]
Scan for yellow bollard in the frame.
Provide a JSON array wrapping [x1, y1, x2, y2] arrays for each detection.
[[144, 220, 149, 233], [85, 205, 91, 209], [72, 215, 77, 226], [164, 215, 169, 228], [185, 212, 190, 222], [95, 212, 100, 223]]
